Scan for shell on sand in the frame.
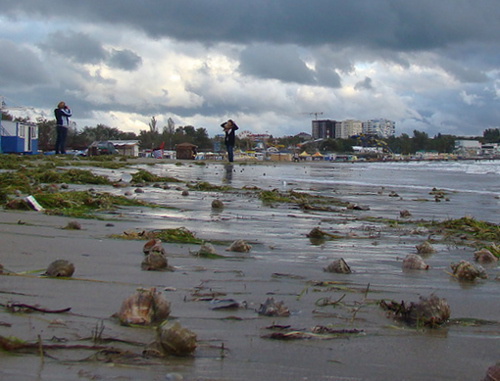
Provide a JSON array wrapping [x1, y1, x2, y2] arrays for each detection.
[[324, 258, 352, 274], [141, 252, 168, 271], [44, 259, 75, 277], [416, 241, 436, 255], [474, 249, 498, 264], [158, 320, 197, 356], [116, 288, 171, 326], [451, 260, 488, 281], [402, 254, 430, 270], [227, 239, 251, 253], [143, 239, 165, 255]]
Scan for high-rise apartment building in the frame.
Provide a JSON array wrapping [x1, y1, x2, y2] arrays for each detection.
[[362, 119, 396, 138], [335, 120, 363, 139], [312, 120, 336, 139]]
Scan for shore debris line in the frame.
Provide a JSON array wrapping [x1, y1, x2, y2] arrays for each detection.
[[0, 158, 498, 375], [262, 324, 364, 340]]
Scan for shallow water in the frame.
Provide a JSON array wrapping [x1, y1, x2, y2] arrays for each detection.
[[1, 160, 499, 380]]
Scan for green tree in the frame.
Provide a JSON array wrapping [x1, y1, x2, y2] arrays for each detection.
[[483, 128, 500, 143], [36, 117, 57, 151]]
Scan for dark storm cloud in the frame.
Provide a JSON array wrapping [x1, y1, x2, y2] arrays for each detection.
[[4, 1, 500, 52], [239, 45, 315, 85], [107, 49, 142, 71], [40, 31, 107, 64], [0, 39, 48, 87]]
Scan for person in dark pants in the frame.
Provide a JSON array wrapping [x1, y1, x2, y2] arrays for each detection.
[[54, 101, 72, 154], [221, 119, 239, 162]]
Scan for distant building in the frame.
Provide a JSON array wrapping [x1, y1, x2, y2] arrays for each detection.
[[0, 120, 38, 154], [335, 120, 362, 139], [362, 119, 396, 138], [312, 120, 336, 139], [295, 132, 312, 140], [454, 140, 481, 157]]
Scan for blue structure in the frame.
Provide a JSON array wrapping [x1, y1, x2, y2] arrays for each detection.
[[0, 120, 38, 154]]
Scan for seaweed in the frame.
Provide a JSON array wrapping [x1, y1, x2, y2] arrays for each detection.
[[130, 169, 182, 184], [429, 216, 500, 244], [186, 181, 232, 191], [110, 227, 203, 244]]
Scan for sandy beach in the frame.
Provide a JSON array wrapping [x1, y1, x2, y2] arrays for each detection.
[[0, 159, 499, 381]]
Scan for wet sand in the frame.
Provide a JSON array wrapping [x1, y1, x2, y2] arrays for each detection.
[[0, 160, 499, 381]]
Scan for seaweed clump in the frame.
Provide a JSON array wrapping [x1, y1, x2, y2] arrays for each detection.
[[380, 294, 450, 328]]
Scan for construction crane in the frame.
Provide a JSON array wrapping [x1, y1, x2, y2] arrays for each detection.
[[300, 112, 324, 120]]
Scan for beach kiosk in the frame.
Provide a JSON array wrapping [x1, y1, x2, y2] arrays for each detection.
[[175, 142, 197, 160], [0, 120, 38, 154]]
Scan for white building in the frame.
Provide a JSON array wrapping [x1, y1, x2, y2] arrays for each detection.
[[335, 120, 362, 139], [362, 119, 396, 138]]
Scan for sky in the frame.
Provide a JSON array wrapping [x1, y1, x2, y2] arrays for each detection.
[[1, 0, 499, 138]]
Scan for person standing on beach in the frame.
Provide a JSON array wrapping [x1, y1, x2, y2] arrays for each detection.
[[54, 101, 72, 154], [221, 119, 239, 162]]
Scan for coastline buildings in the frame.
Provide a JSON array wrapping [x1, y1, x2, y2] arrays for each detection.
[[362, 119, 396, 138], [312, 118, 396, 139]]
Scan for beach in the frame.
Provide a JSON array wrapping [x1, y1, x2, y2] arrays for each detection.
[[0, 159, 499, 380]]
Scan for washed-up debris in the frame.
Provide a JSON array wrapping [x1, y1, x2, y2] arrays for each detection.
[[0, 302, 71, 314], [143, 238, 165, 255], [141, 251, 169, 271], [44, 259, 75, 277], [115, 288, 171, 326], [483, 362, 500, 381], [450, 260, 488, 281], [324, 258, 352, 274], [416, 241, 436, 255], [307, 227, 343, 240], [211, 199, 224, 209], [380, 294, 450, 328], [157, 321, 197, 356], [257, 297, 290, 317], [400, 210, 412, 218], [388, 191, 399, 197], [112, 227, 202, 244], [262, 324, 363, 340], [402, 254, 429, 270], [227, 239, 252, 253], [474, 248, 498, 264], [209, 298, 247, 310], [25, 195, 44, 211], [63, 220, 81, 230], [191, 242, 225, 258], [346, 203, 370, 211]]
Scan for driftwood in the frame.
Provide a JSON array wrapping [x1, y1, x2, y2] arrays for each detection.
[[0, 302, 71, 314]]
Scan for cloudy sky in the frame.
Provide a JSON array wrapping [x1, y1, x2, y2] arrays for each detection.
[[1, 1, 499, 138]]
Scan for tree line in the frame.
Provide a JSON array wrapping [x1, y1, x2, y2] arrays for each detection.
[[2, 112, 499, 154]]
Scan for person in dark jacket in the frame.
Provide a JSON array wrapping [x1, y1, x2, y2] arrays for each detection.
[[221, 119, 239, 162], [54, 101, 72, 154]]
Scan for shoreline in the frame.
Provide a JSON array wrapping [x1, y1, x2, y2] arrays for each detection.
[[0, 160, 498, 381]]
